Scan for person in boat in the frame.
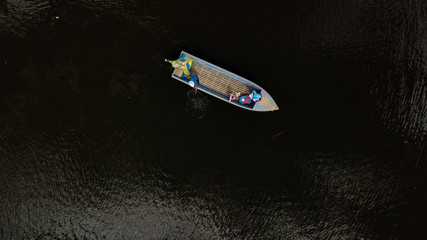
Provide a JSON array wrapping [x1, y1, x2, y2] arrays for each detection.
[[165, 54, 193, 79], [229, 92, 241, 102], [251, 90, 262, 102], [239, 90, 262, 105], [188, 75, 199, 94]]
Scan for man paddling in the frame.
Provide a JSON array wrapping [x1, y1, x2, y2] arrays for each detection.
[[188, 75, 199, 94]]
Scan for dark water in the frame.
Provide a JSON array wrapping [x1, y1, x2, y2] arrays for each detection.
[[1, 0, 426, 239]]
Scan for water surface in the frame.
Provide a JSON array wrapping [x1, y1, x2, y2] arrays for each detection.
[[0, 0, 426, 239]]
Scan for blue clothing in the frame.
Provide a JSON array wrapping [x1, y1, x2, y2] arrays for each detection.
[[252, 91, 262, 102], [189, 75, 199, 89], [177, 54, 186, 61]]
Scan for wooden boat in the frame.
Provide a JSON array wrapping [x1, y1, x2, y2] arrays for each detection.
[[169, 51, 279, 112]]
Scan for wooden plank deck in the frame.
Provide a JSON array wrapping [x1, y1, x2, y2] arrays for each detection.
[[191, 62, 253, 97]]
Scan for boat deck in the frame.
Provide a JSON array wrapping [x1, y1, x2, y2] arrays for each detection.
[[192, 62, 253, 97], [173, 57, 253, 97]]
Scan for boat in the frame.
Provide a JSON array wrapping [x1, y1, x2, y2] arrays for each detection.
[[168, 51, 279, 112]]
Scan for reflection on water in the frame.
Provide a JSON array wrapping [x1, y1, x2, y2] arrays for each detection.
[[0, 0, 426, 239]]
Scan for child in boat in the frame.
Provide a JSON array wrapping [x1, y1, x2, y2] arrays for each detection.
[[238, 90, 262, 104], [251, 90, 262, 102], [239, 95, 252, 104], [229, 92, 241, 102]]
